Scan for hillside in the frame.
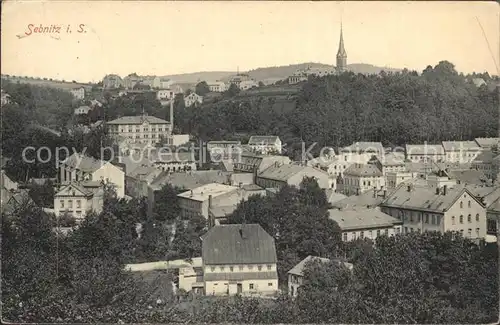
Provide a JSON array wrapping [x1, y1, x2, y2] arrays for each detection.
[[1, 75, 93, 91], [161, 62, 401, 83]]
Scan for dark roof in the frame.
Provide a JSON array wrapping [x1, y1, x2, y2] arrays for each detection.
[[448, 170, 489, 185], [344, 163, 383, 177], [382, 184, 483, 213], [107, 115, 169, 125], [201, 224, 277, 265]]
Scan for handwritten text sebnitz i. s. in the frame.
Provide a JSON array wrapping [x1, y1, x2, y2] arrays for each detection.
[[24, 24, 87, 36]]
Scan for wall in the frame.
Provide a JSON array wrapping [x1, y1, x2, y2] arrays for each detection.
[[341, 225, 401, 241], [443, 191, 486, 239], [93, 163, 125, 198]]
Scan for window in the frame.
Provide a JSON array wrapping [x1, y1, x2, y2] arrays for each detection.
[[459, 215, 463, 224], [159, 128, 162, 132], [460, 229, 464, 236], [476, 214, 480, 222], [431, 215, 435, 225], [343, 233, 347, 241], [360, 231, 364, 239], [143, 128, 148, 132], [268, 282, 273, 286], [210, 267, 215, 272], [468, 201, 471, 208], [467, 214, 471, 223], [249, 283, 254, 290], [476, 228, 480, 237], [229, 266, 234, 272], [410, 214, 414, 222], [258, 265, 262, 271], [239, 265, 244, 271], [452, 216, 456, 225], [369, 230, 373, 238], [425, 214, 429, 223], [248, 265, 253, 270], [468, 229, 472, 237], [404, 227, 408, 234], [267, 265, 272, 270], [385, 229, 389, 236], [60, 200, 65, 208], [377, 229, 380, 237], [460, 201, 463, 208], [68, 200, 73, 209], [436, 215, 441, 225], [220, 266, 225, 271], [76, 200, 81, 208]]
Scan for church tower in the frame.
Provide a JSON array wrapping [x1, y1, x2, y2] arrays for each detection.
[[336, 22, 347, 73]]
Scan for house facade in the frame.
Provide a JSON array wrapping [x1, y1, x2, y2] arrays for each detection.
[[184, 93, 203, 107], [328, 208, 403, 241], [381, 183, 487, 239], [233, 152, 291, 173], [102, 74, 123, 89], [247, 136, 282, 155], [339, 163, 385, 196], [70, 87, 85, 100], [107, 115, 173, 145], [53, 182, 104, 220], [442, 141, 483, 163], [256, 164, 330, 189], [201, 224, 278, 296], [177, 183, 239, 219], [405, 144, 445, 163], [207, 81, 227, 92], [74, 105, 92, 115], [151, 151, 197, 173], [156, 89, 176, 101], [59, 153, 125, 198]]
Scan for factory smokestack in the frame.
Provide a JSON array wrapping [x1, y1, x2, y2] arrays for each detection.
[[170, 97, 174, 132]]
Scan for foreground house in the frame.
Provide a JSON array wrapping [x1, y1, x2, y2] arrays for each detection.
[[288, 256, 353, 297], [201, 224, 278, 296], [338, 163, 385, 196]]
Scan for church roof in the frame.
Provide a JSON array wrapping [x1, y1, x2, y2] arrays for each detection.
[[337, 25, 347, 58]]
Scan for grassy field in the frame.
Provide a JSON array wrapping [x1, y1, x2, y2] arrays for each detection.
[[1, 75, 93, 90]]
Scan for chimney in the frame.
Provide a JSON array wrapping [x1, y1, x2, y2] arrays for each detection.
[[170, 95, 174, 130], [208, 194, 213, 208], [443, 185, 447, 196], [435, 187, 440, 195], [407, 185, 411, 192]]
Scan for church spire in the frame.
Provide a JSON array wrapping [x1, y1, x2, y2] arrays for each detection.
[[336, 20, 347, 72]]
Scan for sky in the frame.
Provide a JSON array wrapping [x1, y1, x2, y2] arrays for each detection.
[[1, 1, 499, 83]]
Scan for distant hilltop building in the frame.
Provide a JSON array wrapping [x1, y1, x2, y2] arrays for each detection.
[[102, 74, 123, 89], [288, 22, 347, 84]]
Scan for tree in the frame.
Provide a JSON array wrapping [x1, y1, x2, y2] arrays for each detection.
[[224, 83, 240, 98], [153, 184, 182, 222], [195, 81, 210, 96], [258, 81, 265, 87], [170, 214, 207, 260], [28, 180, 55, 208]]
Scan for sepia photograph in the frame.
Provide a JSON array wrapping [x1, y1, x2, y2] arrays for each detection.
[[1, 0, 499, 323]]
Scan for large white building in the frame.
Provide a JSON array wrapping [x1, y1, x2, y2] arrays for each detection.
[[184, 93, 203, 107], [207, 81, 227, 92], [201, 224, 278, 296], [107, 115, 173, 145], [247, 136, 282, 155], [442, 141, 483, 163]]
